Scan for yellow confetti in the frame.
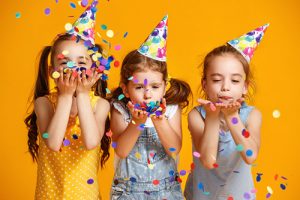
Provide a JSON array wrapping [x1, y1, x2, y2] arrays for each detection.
[[272, 109, 280, 118], [51, 71, 60, 79], [135, 152, 141, 159], [106, 30, 114, 38], [267, 186, 273, 194], [148, 163, 154, 170], [62, 50, 69, 55], [65, 23, 72, 31]]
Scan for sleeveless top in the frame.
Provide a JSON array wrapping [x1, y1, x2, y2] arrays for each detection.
[[184, 102, 256, 200], [35, 91, 102, 200]]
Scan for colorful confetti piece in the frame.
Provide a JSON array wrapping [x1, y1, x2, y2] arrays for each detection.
[[87, 178, 94, 184], [42, 133, 49, 139]]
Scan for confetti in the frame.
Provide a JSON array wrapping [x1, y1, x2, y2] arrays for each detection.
[[44, 8, 51, 16], [114, 44, 121, 51], [42, 133, 49, 139], [267, 186, 273, 194], [242, 129, 250, 138], [123, 32, 128, 38], [193, 151, 201, 158], [169, 170, 174, 176], [169, 147, 176, 152], [272, 109, 280, 118], [65, 23, 73, 31], [15, 12, 21, 18], [213, 163, 219, 168], [111, 142, 117, 148], [101, 24, 107, 30], [63, 139, 71, 146], [81, 0, 89, 7], [70, 2, 76, 8], [148, 163, 154, 169], [130, 177, 137, 183], [62, 50, 69, 55], [266, 193, 271, 198], [203, 191, 210, 196], [246, 149, 253, 157], [106, 30, 114, 38], [256, 173, 263, 182], [280, 183, 286, 190], [135, 152, 141, 159], [144, 78, 148, 86], [231, 117, 238, 124], [118, 94, 125, 100], [179, 170, 186, 176], [243, 192, 251, 199], [236, 144, 243, 152], [152, 179, 160, 185], [114, 60, 120, 67], [105, 88, 111, 94], [227, 196, 234, 200], [87, 178, 94, 184]]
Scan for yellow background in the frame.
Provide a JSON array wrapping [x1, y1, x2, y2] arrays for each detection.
[[1, 0, 299, 199]]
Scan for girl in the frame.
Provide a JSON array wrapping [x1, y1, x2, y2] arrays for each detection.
[[184, 24, 268, 200], [110, 15, 191, 200], [25, 1, 111, 199]]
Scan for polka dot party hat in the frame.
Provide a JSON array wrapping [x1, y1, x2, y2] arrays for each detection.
[[138, 15, 168, 62], [67, 0, 98, 48], [227, 23, 269, 63]]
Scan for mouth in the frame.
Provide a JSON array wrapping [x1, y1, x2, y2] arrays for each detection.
[[218, 96, 233, 101]]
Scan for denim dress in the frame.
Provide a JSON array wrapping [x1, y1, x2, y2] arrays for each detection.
[[111, 101, 184, 200], [184, 103, 256, 200]]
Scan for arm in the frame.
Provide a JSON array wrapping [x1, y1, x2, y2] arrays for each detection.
[[224, 107, 262, 164], [151, 107, 182, 156], [188, 107, 220, 169], [77, 94, 110, 150], [35, 69, 75, 151], [111, 101, 148, 158]]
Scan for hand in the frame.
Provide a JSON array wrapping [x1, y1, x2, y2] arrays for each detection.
[[220, 98, 244, 117], [197, 98, 223, 118], [54, 67, 77, 97], [151, 98, 167, 121], [76, 68, 101, 94], [127, 101, 148, 125]]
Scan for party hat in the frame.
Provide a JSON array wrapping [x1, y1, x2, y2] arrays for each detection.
[[66, 0, 98, 48], [227, 23, 269, 62], [138, 15, 168, 62]]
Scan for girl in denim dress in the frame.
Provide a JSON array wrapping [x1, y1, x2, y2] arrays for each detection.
[[109, 15, 191, 200]]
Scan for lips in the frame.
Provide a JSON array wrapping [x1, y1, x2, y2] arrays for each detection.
[[218, 96, 233, 100]]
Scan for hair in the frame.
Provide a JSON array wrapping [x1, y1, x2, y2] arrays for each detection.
[[24, 33, 111, 167], [199, 44, 255, 101], [110, 49, 191, 109]]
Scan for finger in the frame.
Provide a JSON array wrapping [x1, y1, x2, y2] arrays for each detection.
[[81, 70, 87, 82], [59, 68, 64, 83], [197, 98, 211, 105]]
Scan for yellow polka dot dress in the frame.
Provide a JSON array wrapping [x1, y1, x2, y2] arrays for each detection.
[[35, 92, 102, 200]]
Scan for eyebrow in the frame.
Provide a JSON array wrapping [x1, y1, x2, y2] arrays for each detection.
[[59, 56, 90, 60], [132, 82, 163, 86], [210, 73, 243, 78]]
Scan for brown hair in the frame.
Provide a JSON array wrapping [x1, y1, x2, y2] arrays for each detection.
[[199, 44, 255, 101], [24, 33, 110, 167], [110, 50, 191, 109]]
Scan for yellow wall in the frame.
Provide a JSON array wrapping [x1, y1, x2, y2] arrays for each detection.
[[1, 0, 299, 199]]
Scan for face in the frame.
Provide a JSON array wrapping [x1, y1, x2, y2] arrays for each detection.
[[52, 40, 92, 71], [203, 54, 247, 103], [122, 69, 166, 104]]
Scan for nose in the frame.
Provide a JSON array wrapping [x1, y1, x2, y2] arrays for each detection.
[[221, 80, 230, 91], [144, 88, 152, 100]]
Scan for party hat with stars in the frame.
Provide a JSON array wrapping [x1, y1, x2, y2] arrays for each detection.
[[66, 0, 98, 48], [138, 15, 168, 62], [227, 23, 269, 63]]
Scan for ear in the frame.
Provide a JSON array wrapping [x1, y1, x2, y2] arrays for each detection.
[[202, 79, 207, 92], [243, 82, 248, 95], [120, 83, 130, 98]]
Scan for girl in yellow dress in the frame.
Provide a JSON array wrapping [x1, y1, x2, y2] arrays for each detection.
[[25, 1, 111, 199]]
